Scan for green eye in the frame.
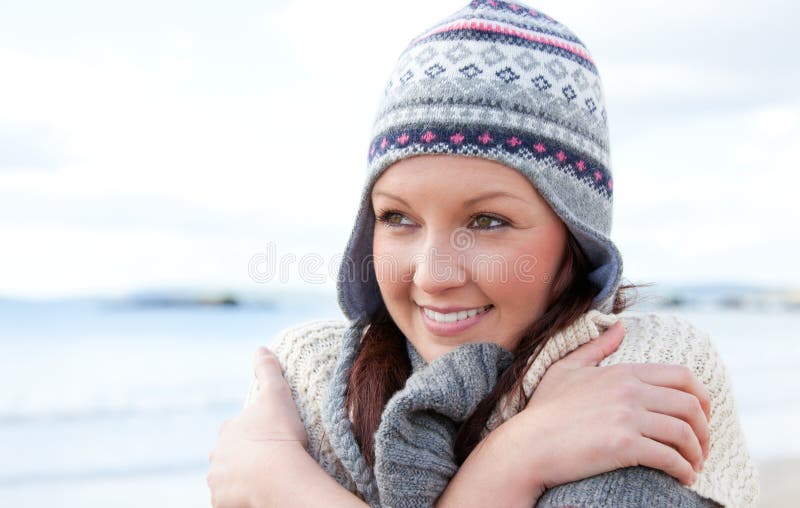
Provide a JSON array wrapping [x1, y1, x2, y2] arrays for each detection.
[[471, 214, 505, 229], [377, 210, 414, 227], [386, 213, 405, 224]]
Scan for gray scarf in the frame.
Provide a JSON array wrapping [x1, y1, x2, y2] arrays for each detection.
[[322, 313, 514, 507]]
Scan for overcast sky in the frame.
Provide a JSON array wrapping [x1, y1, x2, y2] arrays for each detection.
[[0, 0, 797, 299]]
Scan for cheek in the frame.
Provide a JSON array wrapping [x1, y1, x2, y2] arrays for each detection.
[[469, 242, 559, 288], [373, 232, 414, 293], [470, 233, 565, 302]]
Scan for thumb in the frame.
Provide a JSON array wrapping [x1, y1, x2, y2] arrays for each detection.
[[253, 347, 285, 388], [559, 320, 625, 368]]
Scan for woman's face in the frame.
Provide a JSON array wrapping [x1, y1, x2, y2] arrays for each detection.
[[371, 155, 569, 362]]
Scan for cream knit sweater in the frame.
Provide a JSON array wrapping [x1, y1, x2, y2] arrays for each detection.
[[245, 310, 760, 507]]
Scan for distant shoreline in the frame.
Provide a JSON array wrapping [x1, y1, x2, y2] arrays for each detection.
[[1, 284, 799, 312]]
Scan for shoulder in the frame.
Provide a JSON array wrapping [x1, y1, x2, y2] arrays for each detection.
[[271, 319, 349, 374], [603, 311, 716, 370], [618, 311, 712, 345], [603, 311, 760, 506], [269, 319, 350, 406], [244, 319, 347, 409]]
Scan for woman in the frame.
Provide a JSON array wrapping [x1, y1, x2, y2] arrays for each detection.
[[207, 1, 759, 506]]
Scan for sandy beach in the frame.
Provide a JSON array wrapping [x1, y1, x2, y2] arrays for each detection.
[[756, 458, 800, 507]]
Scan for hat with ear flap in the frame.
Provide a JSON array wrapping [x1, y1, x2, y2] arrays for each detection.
[[336, 0, 623, 323]]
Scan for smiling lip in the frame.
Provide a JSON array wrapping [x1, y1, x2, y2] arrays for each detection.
[[417, 304, 488, 314], [418, 304, 493, 336]]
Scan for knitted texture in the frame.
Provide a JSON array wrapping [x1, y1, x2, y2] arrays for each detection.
[[537, 466, 722, 507], [244, 319, 357, 495], [320, 312, 380, 505], [245, 311, 760, 507], [373, 342, 513, 507], [337, 0, 623, 322]]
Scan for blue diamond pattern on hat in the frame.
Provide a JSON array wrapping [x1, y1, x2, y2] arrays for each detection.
[[585, 97, 597, 113], [532, 75, 551, 91], [496, 66, 520, 84], [400, 69, 414, 84], [562, 84, 577, 101], [459, 64, 483, 78], [425, 64, 446, 79]]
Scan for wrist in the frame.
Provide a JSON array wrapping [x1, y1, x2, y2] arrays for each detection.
[[491, 412, 547, 502], [437, 413, 545, 508]]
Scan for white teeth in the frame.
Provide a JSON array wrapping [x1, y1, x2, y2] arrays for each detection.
[[423, 305, 492, 323]]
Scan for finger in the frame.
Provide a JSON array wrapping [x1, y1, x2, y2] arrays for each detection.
[[635, 436, 698, 487], [631, 363, 712, 422], [642, 384, 710, 460], [639, 410, 704, 474], [559, 320, 625, 368], [253, 347, 285, 387]]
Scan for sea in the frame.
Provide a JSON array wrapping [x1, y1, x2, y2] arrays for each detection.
[[0, 293, 797, 507]]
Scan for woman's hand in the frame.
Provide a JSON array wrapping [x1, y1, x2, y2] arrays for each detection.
[[206, 347, 308, 508], [438, 320, 714, 508], [516, 320, 712, 493]]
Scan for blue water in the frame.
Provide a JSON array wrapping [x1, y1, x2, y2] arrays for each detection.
[[0, 296, 797, 507]]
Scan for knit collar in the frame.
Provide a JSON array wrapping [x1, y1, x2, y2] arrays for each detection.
[[321, 314, 514, 506]]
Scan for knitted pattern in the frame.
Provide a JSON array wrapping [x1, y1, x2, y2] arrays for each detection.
[[320, 312, 380, 505], [245, 311, 760, 507], [537, 466, 723, 507], [337, 0, 624, 322], [373, 342, 513, 507]]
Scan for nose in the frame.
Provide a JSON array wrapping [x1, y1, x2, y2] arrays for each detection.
[[411, 229, 468, 294]]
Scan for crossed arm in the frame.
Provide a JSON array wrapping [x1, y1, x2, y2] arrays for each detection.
[[208, 342, 721, 508]]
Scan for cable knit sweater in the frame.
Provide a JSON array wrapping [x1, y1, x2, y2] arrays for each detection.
[[244, 310, 760, 507]]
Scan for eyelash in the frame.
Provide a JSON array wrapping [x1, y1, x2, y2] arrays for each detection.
[[374, 208, 509, 230]]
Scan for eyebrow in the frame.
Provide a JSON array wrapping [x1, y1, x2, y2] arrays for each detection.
[[372, 190, 531, 207]]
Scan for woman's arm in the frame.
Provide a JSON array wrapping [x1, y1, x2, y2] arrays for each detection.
[[207, 347, 369, 508], [437, 320, 712, 507], [249, 441, 367, 508]]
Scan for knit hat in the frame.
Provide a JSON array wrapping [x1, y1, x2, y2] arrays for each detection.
[[337, 0, 623, 322]]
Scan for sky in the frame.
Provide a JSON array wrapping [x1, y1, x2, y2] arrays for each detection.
[[0, 0, 798, 299]]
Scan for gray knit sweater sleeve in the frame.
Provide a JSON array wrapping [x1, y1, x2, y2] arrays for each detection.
[[536, 466, 722, 507], [373, 341, 513, 508]]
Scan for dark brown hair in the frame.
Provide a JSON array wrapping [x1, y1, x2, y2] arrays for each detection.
[[345, 232, 636, 468]]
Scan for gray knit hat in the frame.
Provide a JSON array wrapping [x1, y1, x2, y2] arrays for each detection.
[[337, 0, 623, 321]]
